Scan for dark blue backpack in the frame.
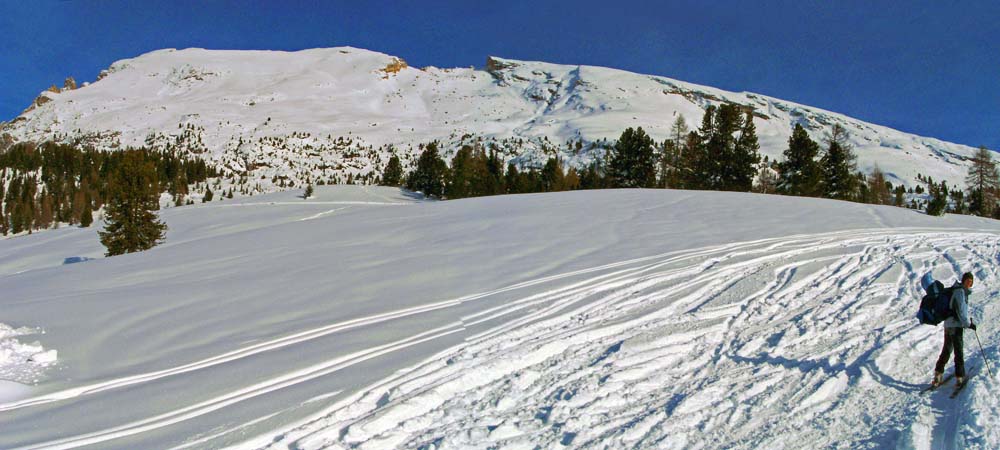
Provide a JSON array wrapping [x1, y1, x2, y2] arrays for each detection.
[[917, 280, 956, 325]]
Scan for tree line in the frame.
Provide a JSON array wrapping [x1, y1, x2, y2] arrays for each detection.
[[384, 103, 999, 219], [0, 141, 215, 238]]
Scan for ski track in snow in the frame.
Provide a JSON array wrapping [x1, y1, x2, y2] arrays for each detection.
[[247, 229, 1000, 450], [5, 228, 1000, 449]]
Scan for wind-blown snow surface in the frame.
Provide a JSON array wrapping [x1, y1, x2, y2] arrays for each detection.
[[1, 47, 982, 188], [2, 186, 1000, 449]]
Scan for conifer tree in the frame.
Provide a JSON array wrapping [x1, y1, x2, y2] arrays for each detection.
[[79, 197, 93, 228], [679, 130, 705, 190], [485, 149, 505, 195], [381, 155, 403, 186], [99, 151, 167, 256], [893, 185, 906, 207], [777, 124, 822, 196], [541, 157, 565, 192], [504, 162, 520, 194], [446, 145, 474, 199], [729, 111, 761, 191], [703, 104, 742, 190], [926, 180, 949, 216], [303, 183, 314, 199], [203, 187, 214, 202], [949, 189, 966, 214], [965, 146, 1000, 217], [820, 124, 857, 200], [406, 142, 448, 197], [608, 127, 656, 188]]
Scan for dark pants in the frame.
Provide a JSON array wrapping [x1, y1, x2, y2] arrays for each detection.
[[935, 327, 965, 378]]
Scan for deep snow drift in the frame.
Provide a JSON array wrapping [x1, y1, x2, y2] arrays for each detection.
[[1, 186, 999, 449]]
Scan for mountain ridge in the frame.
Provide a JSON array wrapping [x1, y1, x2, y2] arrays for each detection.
[[0, 46, 981, 190]]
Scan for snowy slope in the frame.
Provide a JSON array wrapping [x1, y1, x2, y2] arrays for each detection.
[[1, 47, 982, 189], [1, 186, 1000, 448]]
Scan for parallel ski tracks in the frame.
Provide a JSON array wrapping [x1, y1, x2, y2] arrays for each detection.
[[258, 228, 1000, 449], [5, 227, 998, 449]]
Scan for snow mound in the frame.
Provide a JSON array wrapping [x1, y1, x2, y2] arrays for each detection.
[[0, 323, 57, 385]]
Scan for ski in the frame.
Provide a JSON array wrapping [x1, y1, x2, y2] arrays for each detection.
[[950, 373, 974, 399], [921, 373, 955, 394]]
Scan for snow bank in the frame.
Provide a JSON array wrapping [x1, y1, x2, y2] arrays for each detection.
[[0, 323, 57, 389]]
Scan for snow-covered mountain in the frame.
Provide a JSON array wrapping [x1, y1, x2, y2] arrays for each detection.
[[0, 47, 982, 190], [1, 186, 999, 448]]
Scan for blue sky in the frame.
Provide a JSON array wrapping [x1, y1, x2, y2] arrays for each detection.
[[2, 0, 997, 149]]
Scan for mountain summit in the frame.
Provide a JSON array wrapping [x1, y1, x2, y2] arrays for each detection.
[[0, 47, 978, 189]]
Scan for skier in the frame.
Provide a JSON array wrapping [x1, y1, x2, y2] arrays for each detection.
[[932, 272, 976, 388]]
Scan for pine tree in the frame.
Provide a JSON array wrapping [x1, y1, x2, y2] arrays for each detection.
[[893, 185, 906, 207], [679, 130, 705, 190], [776, 124, 822, 197], [505, 162, 520, 194], [541, 157, 565, 192], [965, 146, 1000, 217], [98, 151, 167, 256], [485, 149, 505, 195], [203, 187, 214, 202], [303, 183, 314, 199], [406, 142, 448, 197], [729, 111, 761, 191], [608, 127, 656, 188], [820, 124, 857, 200], [446, 145, 474, 199], [79, 197, 93, 228], [381, 155, 403, 186], [926, 180, 949, 216], [949, 189, 966, 214]]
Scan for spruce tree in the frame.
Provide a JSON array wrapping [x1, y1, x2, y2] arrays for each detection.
[[926, 180, 949, 216], [98, 151, 167, 256], [203, 187, 214, 202], [679, 130, 705, 190], [949, 189, 966, 214], [776, 124, 822, 197], [381, 155, 403, 186], [79, 198, 93, 228], [303, 183, 314, 199], [729, 111, 761, 191], [608, 127, 656, 188], [541, 157, 565, 192], [505, 162, 520, 194], [893, 185, 906, 207], [446, 145, 474, 199], [485, 149, 505, 195], [405, 142, 448, 198], [820, 124, 857, 200], [704, 104, 742, 190], [965, 146, 1000, 217]]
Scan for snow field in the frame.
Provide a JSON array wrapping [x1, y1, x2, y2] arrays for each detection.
[[2, 187, 1000, 449], [261, 230, 1000, 449]]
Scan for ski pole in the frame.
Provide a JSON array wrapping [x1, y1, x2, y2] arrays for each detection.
[[974, 328, 994, 379]]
